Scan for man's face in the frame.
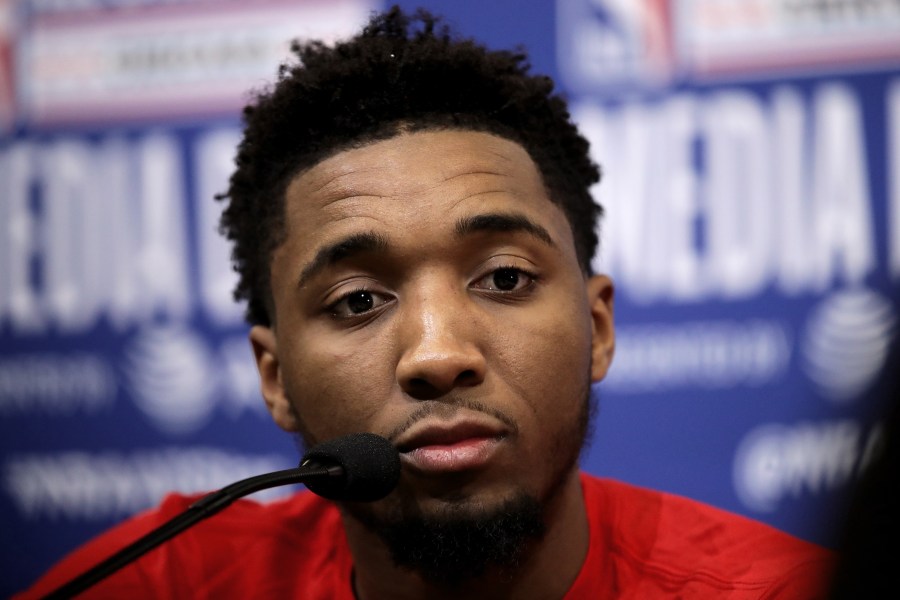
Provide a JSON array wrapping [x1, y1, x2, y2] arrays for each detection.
[[251, 129, 614, 521]]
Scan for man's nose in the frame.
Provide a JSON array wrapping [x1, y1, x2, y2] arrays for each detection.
[[395, 291, 487, 400]]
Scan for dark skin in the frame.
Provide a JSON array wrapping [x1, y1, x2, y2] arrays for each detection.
[[250, 130, 615, 599]]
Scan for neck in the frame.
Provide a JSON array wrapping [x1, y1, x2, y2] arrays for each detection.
[[343, 470, 589, 600]]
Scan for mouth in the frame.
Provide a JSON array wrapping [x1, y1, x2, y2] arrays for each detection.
[[395, 418, 507, 474]]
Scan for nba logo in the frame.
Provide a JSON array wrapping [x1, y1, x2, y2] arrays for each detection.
[[557, 0, 675, 92]]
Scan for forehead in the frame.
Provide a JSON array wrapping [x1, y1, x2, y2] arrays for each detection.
[[277, 130, 575, 264]]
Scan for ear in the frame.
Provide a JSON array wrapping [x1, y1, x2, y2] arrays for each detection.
[[586, 275, 615, 382], [249, 325, 301, 432]]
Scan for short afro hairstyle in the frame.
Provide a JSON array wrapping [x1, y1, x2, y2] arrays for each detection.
[[219, 6, 602, 326]]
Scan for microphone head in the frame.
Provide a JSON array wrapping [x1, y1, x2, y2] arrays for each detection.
[[300, 433, 401, 502]]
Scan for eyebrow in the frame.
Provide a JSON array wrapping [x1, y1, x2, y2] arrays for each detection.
[[454, 212, 557, 248], [297, 231, 388, 287], [296, 212, 556, 287]]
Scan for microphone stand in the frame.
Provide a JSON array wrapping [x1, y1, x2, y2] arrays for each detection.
[[42, 463, 342, 600]]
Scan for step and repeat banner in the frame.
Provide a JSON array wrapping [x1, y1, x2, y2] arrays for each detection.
[[1, 0, 898, 595]]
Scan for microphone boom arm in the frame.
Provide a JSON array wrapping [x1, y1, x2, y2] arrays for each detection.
[[41, 464, 341, 600]]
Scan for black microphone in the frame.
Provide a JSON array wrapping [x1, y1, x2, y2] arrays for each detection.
[[42, 433, 401, 599], [302, 432, 401, 501]]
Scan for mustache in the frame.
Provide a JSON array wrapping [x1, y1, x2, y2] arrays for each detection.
[[384, 397, 519, 444]]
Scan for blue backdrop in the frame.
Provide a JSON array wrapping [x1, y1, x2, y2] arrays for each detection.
[[2, 0, 899, 596]]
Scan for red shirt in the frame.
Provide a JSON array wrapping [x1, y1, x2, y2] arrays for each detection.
[[19, 474, 834, 599]]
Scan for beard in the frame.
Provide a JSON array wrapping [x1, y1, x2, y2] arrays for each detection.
[[349, 491, 545, 585], [335, 381, 598, 587]]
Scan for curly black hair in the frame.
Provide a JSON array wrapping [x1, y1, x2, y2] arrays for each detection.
[[219, 6, 602, 326]]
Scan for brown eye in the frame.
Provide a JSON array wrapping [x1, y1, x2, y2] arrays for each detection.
[[492, 268, 521, 291], [473, 267, 536, 294], [346, 291, 374, 313], [331, 290, 391, 318]]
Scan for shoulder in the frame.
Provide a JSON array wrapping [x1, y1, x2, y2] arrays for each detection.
[[578, 474, 835, 599], [17, 491, 350, 599]]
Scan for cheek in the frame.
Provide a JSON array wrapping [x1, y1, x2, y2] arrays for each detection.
[[280, 334, 394, 440], [496, 296, 593, 421]]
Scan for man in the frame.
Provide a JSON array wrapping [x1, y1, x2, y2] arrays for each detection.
[[22, 7, 833, 599]]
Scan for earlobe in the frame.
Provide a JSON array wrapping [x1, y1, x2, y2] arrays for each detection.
[[586, 275, 615, 382], [249, 325, 301, 432]]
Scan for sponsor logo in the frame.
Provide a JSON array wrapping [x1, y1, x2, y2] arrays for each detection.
[[557, 0, 675, 91], [122, 323, 217, 435], [0, 353, 116, 415], [802, 287, 896, 402], [678, 0, 900, 79], [119, 324, 267, 434], [559, 0, 900, 89], [604, 319, 791, 392], [732, 420, 883, 512], [18, 0, 376, 125], [3, 448, 291, 520]]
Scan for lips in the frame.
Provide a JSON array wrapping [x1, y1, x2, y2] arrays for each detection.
[[395, 418, 507, 474]]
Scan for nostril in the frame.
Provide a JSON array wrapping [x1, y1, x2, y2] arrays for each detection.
[[454, 369, 480, 387], [406, 378, 445, 401]]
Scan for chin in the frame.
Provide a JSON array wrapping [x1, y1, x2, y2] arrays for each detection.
[[344, 483, 547, 585]]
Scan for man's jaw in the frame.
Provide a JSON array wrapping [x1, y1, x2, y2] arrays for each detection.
[[328, 380, 596, 592]]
